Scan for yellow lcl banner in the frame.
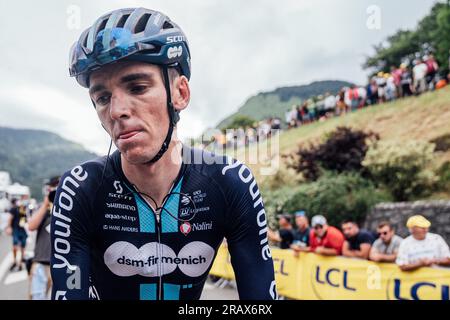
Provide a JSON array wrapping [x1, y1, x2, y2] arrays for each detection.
[[209, 246, 450, 300]]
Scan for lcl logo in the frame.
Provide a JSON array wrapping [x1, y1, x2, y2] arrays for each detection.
[[388, 278, 450, 300]]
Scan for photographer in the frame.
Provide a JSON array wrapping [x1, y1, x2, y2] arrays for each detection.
[[27, 176, 60, 300]]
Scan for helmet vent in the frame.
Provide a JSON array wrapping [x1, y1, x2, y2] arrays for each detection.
[[162, 21, 174, 29], [97, 18, 108, 34], [116, 14, 130, 28], [135, 13, 151, 33]]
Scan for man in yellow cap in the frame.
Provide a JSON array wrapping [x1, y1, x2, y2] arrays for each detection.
[[396, 215, 450, 271]]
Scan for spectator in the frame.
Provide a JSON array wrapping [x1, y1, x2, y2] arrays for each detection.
[[376, 72, 387, 103], [301, 102, 310, 124], [285, 108, 292, 127], [357, 86, 367, 108], [396, 215, 450, 271], [412, 58, 428, 94], [385, 73, 397, 101], [366, 78, 378, 105], [369, 221, 403, 263], [324, 92, 336, 115], [391, 65, 403, 98], [290, 105, 298, 128], [307, 99, 317, 122], [27, 176, 60, 300], [309, 215, 344, 256], [290, 211, 310, 255], [341, 219, 375, 260], [424, 54, 438, 90], [296, 105, 303, 125], [399, 63, 413, 97], [336, 89, 346, 115], [5, 199, 28, 271], [268, 214, 294, 249]]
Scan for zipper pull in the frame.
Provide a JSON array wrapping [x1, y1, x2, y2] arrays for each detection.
[[155, 208, 161, 223]]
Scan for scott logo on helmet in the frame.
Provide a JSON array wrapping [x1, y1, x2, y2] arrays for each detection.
[[167, 35, 185, 43]]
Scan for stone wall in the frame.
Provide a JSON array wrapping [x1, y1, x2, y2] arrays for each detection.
[[363, 200, 450, 243]]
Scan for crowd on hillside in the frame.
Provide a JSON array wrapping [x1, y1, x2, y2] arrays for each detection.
[[207, 53, 449, 151], [268, 211, 450, 271], [284, 54, 446, 128]]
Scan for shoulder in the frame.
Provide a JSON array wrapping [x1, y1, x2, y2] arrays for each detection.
[[184, 146, 258, 194], [328, 226, 343, 237], [372, 238, 382, 247], [360, 230, 375, 240], [399, 235, 414, 247], [57, 155, 109, 199], [427, 233, 446, 243]]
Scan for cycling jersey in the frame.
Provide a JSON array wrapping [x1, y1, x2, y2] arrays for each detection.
[[50, 145, 277, 300]]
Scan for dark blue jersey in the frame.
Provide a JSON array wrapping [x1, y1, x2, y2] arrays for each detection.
[[50, 146, 277, 300]]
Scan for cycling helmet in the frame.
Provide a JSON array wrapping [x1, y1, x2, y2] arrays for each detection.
[[69, 8, 191, 163]]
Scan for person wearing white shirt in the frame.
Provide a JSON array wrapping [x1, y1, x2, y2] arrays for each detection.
[[396, 215, 450, 271], [412, 59, 428, 94]]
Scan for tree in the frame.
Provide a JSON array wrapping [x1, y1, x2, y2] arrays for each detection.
[[225, 115, 256, 130]]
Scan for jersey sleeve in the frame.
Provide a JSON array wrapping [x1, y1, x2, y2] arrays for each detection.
[[219, 158, 277, 300], [51, 165, 93, 300]]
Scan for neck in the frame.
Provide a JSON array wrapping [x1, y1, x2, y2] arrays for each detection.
[[121, 139, 183, 208]]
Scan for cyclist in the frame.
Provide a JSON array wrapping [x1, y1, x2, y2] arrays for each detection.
[[51, 7, 276, 300]]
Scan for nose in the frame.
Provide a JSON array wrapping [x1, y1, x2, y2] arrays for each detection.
[[109, 91, 131, 120]]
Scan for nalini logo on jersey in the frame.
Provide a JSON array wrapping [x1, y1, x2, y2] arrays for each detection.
[[167, 46, 183, 59], [180, 222, 192, 235], [104, 241, 215, 278]]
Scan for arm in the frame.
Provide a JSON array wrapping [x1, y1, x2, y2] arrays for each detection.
[[267, 229, 281, 243], [342, 241, 355, 257], [221, 160, 277, 300], [28, 197, 50, 231], [352, 243, 372, 259], [399, 259, 430, 272], [370, 247, 397, 263], [5, 212, 13, 235], [51, 167, 91, 300], [315, 246, 339, 256], [434, 257, 450, 267]]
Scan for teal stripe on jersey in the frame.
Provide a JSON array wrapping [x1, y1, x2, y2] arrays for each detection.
[[163, 283, 180, 300], [140, 283, 157, 300], [161, 177, 183, 233]]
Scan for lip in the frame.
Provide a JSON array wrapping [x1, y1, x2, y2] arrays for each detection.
[[117, 129, 142, 140]]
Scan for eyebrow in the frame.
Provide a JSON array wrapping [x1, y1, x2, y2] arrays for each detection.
[[89, 73, 155, 96]]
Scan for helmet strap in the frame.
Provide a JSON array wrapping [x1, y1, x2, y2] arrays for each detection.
[[145, 65, 180, 164]]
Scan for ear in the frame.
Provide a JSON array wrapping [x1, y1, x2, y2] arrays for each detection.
[[171, 75, 190, 112]]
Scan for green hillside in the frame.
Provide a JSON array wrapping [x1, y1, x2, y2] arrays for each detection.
[[217, 80, 353, 129], [234, 86, 450, 192], [0, 127, 98, 199]]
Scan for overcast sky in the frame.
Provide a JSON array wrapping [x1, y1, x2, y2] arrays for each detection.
[[0, 0, 437, 154]]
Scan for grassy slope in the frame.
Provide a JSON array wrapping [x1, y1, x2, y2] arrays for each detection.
[[232, 86, 450, 191]]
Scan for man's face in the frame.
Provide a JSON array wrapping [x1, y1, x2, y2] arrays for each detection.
[[278, 217, 289, 228], [89, 61, 180, 164], [313, 224, 326, 238], [295, 216, 308, 230], [410, 227, 428, 240], [342, 222, 359, 239], [377, 225, 393, 243]]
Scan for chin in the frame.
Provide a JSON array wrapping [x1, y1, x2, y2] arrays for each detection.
[[119, 143, 160, 165]]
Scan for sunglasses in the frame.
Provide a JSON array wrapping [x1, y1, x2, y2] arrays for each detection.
[[377, 231, 389, 236], [314, 225, 323, 230]]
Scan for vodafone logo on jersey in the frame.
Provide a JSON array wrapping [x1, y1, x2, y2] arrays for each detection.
[[104, 241, 214, 278]]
